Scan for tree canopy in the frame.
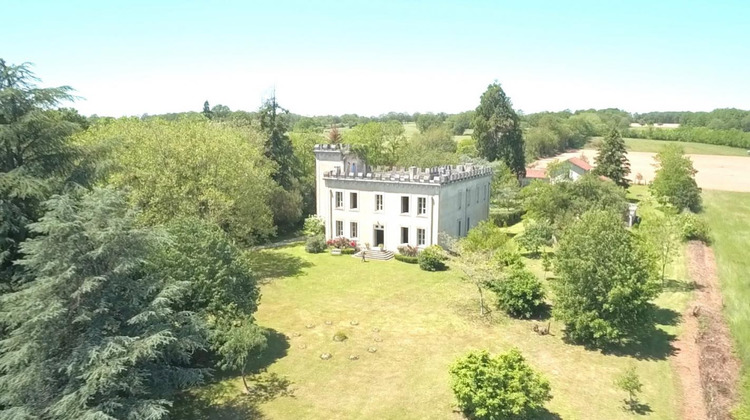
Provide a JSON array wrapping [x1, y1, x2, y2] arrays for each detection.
[[552, 210, 659, 346], [593, 128, 630, 187], [74, 117, 277, 243], [472, 83, 526, 177], [344, 121, 405, 166], [650, 145, 701, 212], [0, 188, 206, 420]]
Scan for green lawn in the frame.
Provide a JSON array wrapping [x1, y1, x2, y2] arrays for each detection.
[[702, 190, 750, 417], [586, 137, 749, 156], [181, 230, 695, 419]]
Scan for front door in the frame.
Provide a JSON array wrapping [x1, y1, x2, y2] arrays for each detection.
[[374, 225, 385, 248]]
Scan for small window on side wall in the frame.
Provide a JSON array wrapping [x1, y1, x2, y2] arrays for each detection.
[[401, 196, 410, 213]]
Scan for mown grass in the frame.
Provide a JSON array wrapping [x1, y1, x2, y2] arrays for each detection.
[[701, 190, 750, 417], [586, 137, 749, 156], [181, 227, 695, 419]]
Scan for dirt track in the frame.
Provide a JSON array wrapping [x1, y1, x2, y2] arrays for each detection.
[[673, 242, 740, 420], [532, 150, 750, 192]]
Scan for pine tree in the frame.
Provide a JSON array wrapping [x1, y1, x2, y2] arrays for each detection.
[[0, 59, 87, 291], [593, 128, 630, 187], [258, 94, 298, 189], [472, 83, 526, 177], [328, 124, 342, 144], [202, 100, 213, 119], [0, 188, 207, 419]]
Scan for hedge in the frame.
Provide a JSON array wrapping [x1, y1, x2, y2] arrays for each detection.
[[490, 208, 524, 227], [623, 126, 750, 149], [341, 248, 356, 255], [394, 254, 418, 264]]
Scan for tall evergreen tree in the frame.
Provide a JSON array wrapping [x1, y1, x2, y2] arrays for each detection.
[[593, 128, 630, 187], [0, 59, 86, 291], [472, 83, 525, 177], [202, 100, 213, 119], [0, 188, 207, 420], [258, 94, 298, 189]]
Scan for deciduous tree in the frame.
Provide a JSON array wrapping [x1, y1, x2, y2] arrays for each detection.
[[472, 83, 525, 177], [650, 145, 701, 212], [450, 349, 552, 419], [553, 210, 659, 346]]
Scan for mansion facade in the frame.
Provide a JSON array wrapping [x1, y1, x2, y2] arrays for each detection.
[[314, 144, 493, 251]]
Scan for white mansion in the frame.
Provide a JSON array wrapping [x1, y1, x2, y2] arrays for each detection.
[[314, 144, 493, 251]]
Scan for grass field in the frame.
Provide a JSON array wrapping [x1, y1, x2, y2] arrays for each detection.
[[586, 137, 749, 156], [180, 218, 695, 419], [702, 190, 750, 417]]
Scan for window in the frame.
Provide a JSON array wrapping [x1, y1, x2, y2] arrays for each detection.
[[458, 191, 462, 209], [417, 197, 427, 215], [476, 186, 479, 203], [401, 227, 409, 244], [466, 188, 471, 207], [335, 220, 343, 236], [350, 192, 358, 210], [375, 194, 383, 211], [335, 192, 343, 209], [350, 222, 358, 238], [467, 217, 471, 230], [458, 220, 462, 236], [417, 228, 426, 246], [401, 196, 410, 213]]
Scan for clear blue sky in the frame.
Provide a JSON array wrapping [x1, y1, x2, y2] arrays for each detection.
[[4, 0, 749, 117]]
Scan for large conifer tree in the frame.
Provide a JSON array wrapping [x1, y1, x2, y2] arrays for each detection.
[[593, 128, 630, 187], [472, 83, 526, 177], [0, 59, 87, 290], [0, 188, 206, 419]]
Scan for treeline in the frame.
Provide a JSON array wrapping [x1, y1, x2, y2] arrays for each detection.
[[624, 126, 750, 149], [520, 108, 630, 160], [634, 108, 750, 131]]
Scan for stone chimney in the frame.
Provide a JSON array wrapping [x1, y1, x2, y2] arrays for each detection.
[[409, 166, 418, 181]]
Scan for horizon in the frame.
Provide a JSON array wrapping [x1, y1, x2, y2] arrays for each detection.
[[5, 0, 749, 118]]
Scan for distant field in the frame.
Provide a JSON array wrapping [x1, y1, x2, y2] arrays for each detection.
[[702, 191, 750, 417], [586, 137, 749, 157]]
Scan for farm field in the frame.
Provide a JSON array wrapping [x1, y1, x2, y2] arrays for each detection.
[[533, 149, 750, 192], [702, 190, 750, 417], [587, 137, 749, 157], [180, 235, 694, 420]]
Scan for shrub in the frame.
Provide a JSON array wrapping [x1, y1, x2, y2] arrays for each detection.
[[494, 241, 524, 268], [450, 349, 552, 420], [305, 234, 327, 253], [341, 248, 356, 255], [326, 237, 355, 249], [490, 208, 523, 227], [397, 244, 418, 257], [333, 331, 348, 342], [303, 215, 325, 236], [418, 245, 446, 271], [394, 254, 418, 264], [679, 212, 711, 243], [491, 267, 546, 319]]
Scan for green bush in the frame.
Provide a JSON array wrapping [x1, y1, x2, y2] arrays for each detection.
[[418, 245, 446, 271], [341, 248, 356, 255], [305, 234, 327, 253], [679, 212, 711, 243], [333, 331, 348, 342], [303, 215, 325, 236], [394, 254, 418, 264], [490, 208, 523, 227], [450, 349, 552, 420], [491, 268, 546, 319]]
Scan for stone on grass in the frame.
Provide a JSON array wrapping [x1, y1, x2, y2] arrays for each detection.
[[325, 320, 333, 325], [292, 332, 301, 337], [372, 328, 380, 333], [298, 344, 307, 349], [320, 353, 332, 360], [367, 347, 377, 353], [305, 323, 315, 329], [333, 331, 348, 342], [374, 337, 383, 342], [350, 320, 359, 326], [349, 355, 359, 361]]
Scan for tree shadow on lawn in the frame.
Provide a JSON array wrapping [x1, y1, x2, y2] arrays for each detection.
[[172, 382, 266, 420], [662, 278, 702, 293], [536, 408, 564, 419], [600, 326, 677, 361], [623, 400, 654, 416], [243, 249, 313, 283], [248, 328, 290, 373]]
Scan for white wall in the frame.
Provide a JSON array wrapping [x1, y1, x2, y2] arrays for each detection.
[[437, 175, 493, 244]]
